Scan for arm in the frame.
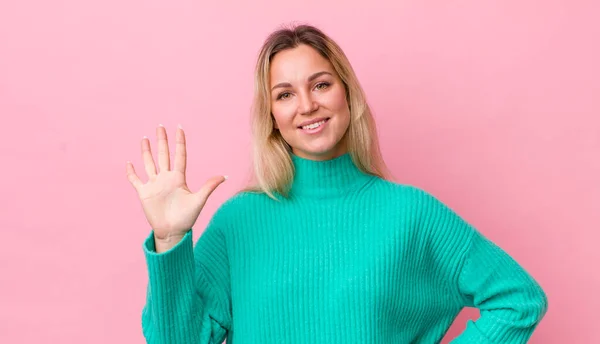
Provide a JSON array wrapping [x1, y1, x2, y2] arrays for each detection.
[[414, 187, 548, 343], [141, 212, 232, 344], [449, 229, 548, 343]]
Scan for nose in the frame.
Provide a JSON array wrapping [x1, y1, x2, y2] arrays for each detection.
[[297, 90, 318, 116]]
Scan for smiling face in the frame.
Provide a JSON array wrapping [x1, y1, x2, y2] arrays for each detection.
[[269, 44, 351, 161]]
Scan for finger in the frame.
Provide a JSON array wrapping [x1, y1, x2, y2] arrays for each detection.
[[173, 125, 186, 174], [156, 124, 170, 173], [195, 175, 228, 205], [126, 161, 143, 191], [141, 136, 157, 178]]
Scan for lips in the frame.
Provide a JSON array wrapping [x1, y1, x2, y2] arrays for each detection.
[[297, 117, 330, 128]]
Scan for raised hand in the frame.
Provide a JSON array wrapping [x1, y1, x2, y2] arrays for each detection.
[[126, 124, 227, 252]]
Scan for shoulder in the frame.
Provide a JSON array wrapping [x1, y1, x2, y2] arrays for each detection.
[[370, 178, 471, 226], [381, 178, 455, 204], [369, 177, 437, 203]]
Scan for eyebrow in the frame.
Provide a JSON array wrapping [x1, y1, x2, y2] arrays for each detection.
[[270, 71, 333, 91]]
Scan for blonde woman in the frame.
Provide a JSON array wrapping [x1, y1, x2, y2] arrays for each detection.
[[127, 24, 548, 343]]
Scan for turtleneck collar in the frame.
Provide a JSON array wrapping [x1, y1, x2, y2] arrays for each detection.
[[289, 152, 375, 199]]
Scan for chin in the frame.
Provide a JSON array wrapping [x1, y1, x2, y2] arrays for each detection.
[[293, 142, 345, 160]]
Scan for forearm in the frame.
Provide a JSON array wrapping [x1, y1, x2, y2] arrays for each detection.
[[141, 229, 230, 343], [452, 231, 548, 343], [143, 231, 203, 342]]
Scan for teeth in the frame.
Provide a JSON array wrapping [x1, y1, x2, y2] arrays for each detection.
[[302, 119, 326, 130]]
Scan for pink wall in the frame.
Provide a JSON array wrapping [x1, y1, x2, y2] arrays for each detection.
[[1, 0, 598, 342]]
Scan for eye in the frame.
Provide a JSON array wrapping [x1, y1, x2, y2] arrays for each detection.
[[276, 92, 291, 100], [315, 82, 330, 90]]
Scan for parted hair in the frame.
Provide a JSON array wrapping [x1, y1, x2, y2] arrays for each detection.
[[240, 23, 392, 201]]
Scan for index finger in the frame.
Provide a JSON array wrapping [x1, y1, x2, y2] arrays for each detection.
[[173, 124, 186, 174]]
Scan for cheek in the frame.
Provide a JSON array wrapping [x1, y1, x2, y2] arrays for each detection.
[[327, 87, 350, 112], [330, 89, 351, 131], [271, 108, 295, 131]]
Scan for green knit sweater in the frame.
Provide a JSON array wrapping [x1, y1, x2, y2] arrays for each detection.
[[141, 153, 548, 343]]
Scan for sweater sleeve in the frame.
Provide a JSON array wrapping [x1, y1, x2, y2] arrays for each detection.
[[414, 187, 548, 344], [141, 211, 232, 344], [449, 230, 548, 343]]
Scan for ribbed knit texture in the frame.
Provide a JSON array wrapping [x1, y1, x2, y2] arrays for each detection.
[[141, 153, 548, 343]]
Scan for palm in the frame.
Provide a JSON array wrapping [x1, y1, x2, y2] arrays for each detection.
[[126, 125, 226, 240], [137, 170, 199, 239]]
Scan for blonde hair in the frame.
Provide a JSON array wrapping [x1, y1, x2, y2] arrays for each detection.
[[239, 23, 393, 200]]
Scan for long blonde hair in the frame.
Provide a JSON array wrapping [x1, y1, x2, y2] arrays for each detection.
[[239, 23, 392, 201]]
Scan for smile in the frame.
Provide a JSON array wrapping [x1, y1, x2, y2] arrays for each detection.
[[298, 118, 330, 134]]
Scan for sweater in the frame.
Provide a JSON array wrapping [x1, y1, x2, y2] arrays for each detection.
[[141, 152, 548, 343]]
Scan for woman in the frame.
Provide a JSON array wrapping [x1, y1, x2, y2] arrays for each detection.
[[127, 24, 548, 343]]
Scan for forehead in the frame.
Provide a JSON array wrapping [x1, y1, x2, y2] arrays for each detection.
[[269, 44, 334, 82]]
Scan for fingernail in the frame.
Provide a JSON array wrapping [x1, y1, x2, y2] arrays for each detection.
[[224, 175, 229, 180], [178, 123, 183, 129], [143, 135, 148, 139], [159, 123, 164, 127]]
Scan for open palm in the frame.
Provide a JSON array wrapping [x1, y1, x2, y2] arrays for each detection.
[[126, 125, 226, 243]]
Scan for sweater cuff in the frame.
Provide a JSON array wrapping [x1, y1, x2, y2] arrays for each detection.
[[143, 230, 195, 284]]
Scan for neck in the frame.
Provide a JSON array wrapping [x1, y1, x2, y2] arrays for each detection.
[[290, 152, 374, 199]]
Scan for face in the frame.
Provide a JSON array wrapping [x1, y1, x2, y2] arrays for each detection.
[[269, 44, 350, 161]]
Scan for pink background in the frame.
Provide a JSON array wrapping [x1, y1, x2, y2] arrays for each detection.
[[1, 0, 598, 343]]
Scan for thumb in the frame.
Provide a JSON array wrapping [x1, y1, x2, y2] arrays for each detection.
[[195, 175, 228, 205]]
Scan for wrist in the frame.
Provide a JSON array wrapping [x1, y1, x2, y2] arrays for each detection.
[[153, 232, 187, 253]]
